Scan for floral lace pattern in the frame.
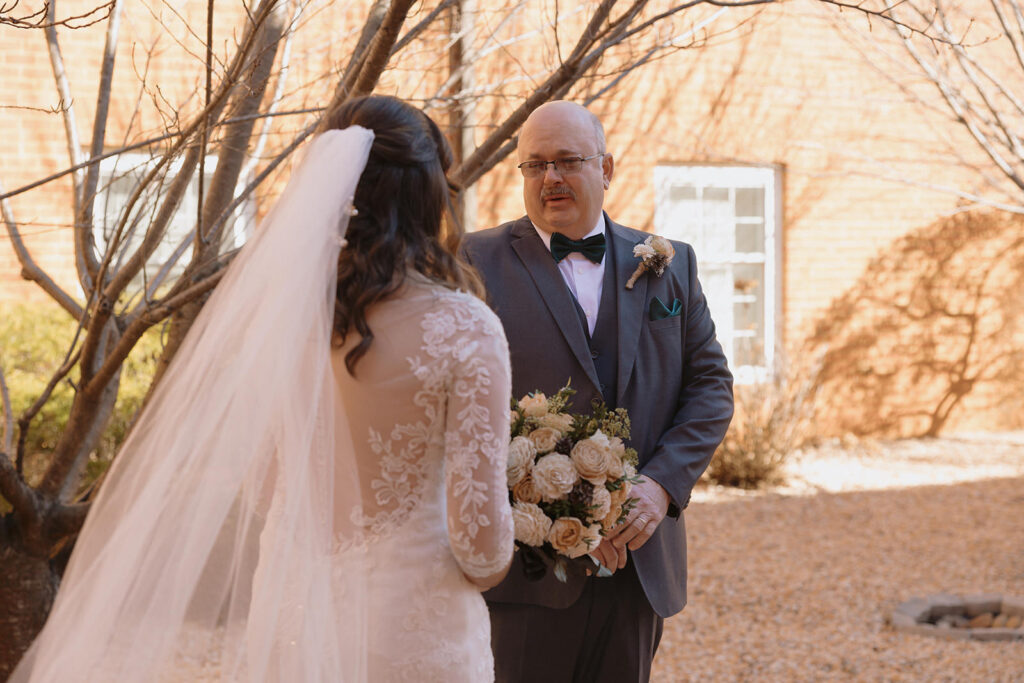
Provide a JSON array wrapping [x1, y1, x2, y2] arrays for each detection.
[[329, 278, 513, 681]]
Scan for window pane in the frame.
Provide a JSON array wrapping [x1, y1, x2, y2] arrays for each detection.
[[736, 222, 765, 254], [703, 187, 728, 202], [733, 262, 764, 367], [670, 185, 696, 201], [735, 187, 764, 218], [734, 336, 764, 367]]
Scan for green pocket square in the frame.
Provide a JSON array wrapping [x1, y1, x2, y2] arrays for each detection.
[[649, 296, 683, 321]]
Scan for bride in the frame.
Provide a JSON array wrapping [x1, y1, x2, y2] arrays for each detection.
[[11, 96, 514, 682]]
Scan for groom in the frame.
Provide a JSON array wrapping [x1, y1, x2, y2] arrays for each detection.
[[461, 101, 734, 682]]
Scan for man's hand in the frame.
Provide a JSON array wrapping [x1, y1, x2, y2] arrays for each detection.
[[590, 476, 671, 573]]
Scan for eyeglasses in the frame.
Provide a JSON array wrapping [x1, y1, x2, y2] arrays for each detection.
[[517, 153, 605, 178]]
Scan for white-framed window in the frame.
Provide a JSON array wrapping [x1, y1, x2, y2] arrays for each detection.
[[93, 152, 252, 291], [654, 164, 782, 384]]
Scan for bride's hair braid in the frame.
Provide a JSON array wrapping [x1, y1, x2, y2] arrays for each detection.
[[325, 95, 484, 375]]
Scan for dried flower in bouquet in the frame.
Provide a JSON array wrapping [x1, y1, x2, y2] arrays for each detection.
[[507, 383, 640, 582]]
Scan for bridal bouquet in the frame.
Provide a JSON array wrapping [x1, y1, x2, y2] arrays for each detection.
[[507, 384, 640, 582]]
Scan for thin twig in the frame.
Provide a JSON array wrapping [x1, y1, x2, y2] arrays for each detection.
[[1, 0, 113, 29], [0, 363, 13, 456]]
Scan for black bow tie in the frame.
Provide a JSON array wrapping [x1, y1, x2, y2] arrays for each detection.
[[550, 232, 606, 264]]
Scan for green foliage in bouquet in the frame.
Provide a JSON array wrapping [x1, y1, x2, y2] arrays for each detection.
[[506, 382, 642, 582]]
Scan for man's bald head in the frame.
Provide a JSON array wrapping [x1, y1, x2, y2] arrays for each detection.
[[516, 101, 614, 240], [519, 101, 606, 160]]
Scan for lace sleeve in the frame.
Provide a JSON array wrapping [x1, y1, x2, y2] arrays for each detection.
[[442, 298, 514, 580]]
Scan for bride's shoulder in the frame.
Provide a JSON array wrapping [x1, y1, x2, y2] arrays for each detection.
[[406, 279, 505, 340]]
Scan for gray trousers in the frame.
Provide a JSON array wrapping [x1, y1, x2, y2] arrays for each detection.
[[488, 561, 664, 683]]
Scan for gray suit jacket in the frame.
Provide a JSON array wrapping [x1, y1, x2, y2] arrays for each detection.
[[462, 214, 734, 618]]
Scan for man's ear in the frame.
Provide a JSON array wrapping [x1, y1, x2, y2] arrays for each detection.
[[602, 154, 614, 189]]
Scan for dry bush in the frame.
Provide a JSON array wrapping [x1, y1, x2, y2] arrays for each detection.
[[706, 355, 821, 489]]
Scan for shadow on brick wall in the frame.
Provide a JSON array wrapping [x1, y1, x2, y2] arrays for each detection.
[[804, 210, 1024, 437]]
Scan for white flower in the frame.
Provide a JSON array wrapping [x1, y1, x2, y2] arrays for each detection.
[[570, 430, 610, 486], [513, 502, 552, 547], [512, 475, 542, 504], [605, 436, 626, 480], [528, 427, 562, 454], [518, 393, 549, 418], [547, 517, 587, 557], [589, 486, 612, 522], [532, 453, 578, 501], [538, 412, 574, 434], [633, 243, 656, 259], [507, 436, 537, 487]]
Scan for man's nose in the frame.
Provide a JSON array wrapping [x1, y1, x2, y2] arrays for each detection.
[[542, 162, 565, 181]]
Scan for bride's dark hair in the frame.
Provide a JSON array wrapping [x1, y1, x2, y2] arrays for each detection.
[[326, 95, 484, 374]]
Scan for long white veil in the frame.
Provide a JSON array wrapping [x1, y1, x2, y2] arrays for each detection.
[[11, 126, 375, 682]]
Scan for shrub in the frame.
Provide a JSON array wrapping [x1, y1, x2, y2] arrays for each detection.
[[0, 301, 162, 494], [706, 355, 821, 489]]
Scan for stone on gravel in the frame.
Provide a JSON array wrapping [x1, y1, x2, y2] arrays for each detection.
[[894, 597, 930, 622], [970, 627, 1023, 642], [968, 612, 994, 628], [964, 593, 1003, 617], [927, 593, 964, 619], [1002, 595, 1024, 617]]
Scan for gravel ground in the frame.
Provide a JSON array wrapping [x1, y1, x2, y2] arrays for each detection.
[[651, 432, 1024, 682]]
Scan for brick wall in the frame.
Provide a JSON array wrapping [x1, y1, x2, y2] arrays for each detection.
[[2, 1, 1018, 432]]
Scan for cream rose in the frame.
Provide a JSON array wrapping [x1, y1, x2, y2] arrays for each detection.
[[518, 393, 549, 418], [624, 462, 637, 481], [538, 412, 574, 434], [570, 432, 609, 486], [605, 437, 626, 480], [512, 475, 542, 504], [531, 453, 578, 501], [561, 520, 603, 559], [506, 436, 536, 487], [547, 517, 587, 557], [512, 502, 552, 547], [589, 485, 612, 521], [528, 427, 562, 454]]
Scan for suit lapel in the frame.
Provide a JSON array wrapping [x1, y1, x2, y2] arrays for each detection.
[[609, 218, 646, 406], [509, 218, 602, 394]]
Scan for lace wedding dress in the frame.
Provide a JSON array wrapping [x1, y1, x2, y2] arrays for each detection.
[[331, 276, 514, 681], [253, 276, 513, 682], [11, 129, 512, 682]]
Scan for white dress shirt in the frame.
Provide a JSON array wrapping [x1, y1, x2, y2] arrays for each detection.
[[533, 217, 606, 336]]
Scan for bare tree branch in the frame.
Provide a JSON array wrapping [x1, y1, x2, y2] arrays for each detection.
[[76, 0, 124, 292], [0, 0, 113, 29], [394, 0, 458, 56], [351, 0, 418, 98], [333, 0, 389, 109], [15, 344, 82, 474], [0, 178, 83, 318], [0, 108, 323, 204], [89, 268, 228, 397], [0, 364, 12, 457], [196, 0, 287, 250], [0, 450, 40, 532], [43, 1, 89, 290]]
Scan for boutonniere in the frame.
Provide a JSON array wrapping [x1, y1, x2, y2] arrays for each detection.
[[625, 235, 674, 289]]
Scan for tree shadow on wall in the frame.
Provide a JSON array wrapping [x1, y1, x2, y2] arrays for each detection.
[[805, 211, 1024, 438]]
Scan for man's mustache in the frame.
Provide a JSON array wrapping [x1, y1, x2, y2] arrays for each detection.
[[541, 185, 576, 200]]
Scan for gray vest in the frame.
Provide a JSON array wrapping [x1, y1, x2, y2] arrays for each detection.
[[569, 237, 619, 409]]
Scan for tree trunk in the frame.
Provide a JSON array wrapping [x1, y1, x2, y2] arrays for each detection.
[[0, 542, 59, 679]]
